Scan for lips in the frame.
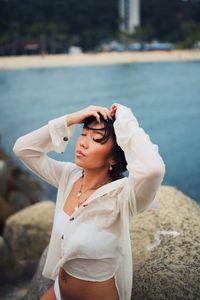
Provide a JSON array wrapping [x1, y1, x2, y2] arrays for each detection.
[[76, 150, 86, 157]]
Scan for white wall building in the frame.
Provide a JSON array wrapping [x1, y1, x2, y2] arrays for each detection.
[[119, 0, 140, 34]]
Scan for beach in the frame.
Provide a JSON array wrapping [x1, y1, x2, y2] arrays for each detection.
[[0, 50, 200, 70]]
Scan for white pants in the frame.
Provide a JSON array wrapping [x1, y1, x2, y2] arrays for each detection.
[[54, 275, 62, 300]]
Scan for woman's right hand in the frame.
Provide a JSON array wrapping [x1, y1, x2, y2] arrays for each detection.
[[66, 105, 112, 126]]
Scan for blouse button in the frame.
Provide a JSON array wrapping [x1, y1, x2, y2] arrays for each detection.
[[69, 217, 75, 221], [83, 204, 88, 207], [61, 234, 64, 239], [63, 136, 68, 141]]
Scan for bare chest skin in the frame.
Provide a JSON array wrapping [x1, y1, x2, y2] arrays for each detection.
[[63, 177, 94, 216], [60, 180, 119, 299]]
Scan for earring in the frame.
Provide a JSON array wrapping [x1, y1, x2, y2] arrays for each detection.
[[109, 164, 113, 171]]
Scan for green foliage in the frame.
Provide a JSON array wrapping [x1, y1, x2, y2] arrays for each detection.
[[138, 0, 200, 47], [0, 0, 118, 54], [176, 20, 200, 48], [131, 25, 155, 42], [0, 0, 200, 54]]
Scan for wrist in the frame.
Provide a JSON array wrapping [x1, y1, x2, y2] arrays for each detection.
[[66, 114, 75, 127]]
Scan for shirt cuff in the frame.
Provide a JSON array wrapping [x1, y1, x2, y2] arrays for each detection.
[[48, 115, 76, 153]]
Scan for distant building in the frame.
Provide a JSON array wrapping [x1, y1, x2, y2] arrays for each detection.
[[119, 0, 140, 34], [68, 46, 82, 55]]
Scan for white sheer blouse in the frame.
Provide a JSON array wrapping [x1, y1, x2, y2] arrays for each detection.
[[13, 103, 166, 300], [54, 207, 121, 282]]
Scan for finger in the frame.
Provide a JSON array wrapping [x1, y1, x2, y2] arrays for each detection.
[[111, 104, 117, 111], [92, 111, 101, 123], [110, 110, 115, 118], [111, 103, 118, 110], [103, 109, 112, 120], [103, 108, 112, 119], [110, 107, 117, 118], [90, 106, 112, 121], [95, 107, 110, 121], [105, 108, 113, 119]]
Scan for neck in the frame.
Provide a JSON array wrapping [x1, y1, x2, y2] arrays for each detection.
[[81, 167, 111, 191]]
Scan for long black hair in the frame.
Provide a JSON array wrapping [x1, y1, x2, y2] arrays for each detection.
[[83, 113, 127, 181]]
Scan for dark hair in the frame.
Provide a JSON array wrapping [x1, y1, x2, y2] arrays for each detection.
[[83, 113, 127, 181]]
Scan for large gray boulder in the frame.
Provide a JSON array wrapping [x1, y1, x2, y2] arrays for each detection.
[[2, 201, 55, 281], [131, 185, 200, 299]]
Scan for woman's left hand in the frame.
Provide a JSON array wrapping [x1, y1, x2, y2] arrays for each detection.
[[110, 103, 120, 118]]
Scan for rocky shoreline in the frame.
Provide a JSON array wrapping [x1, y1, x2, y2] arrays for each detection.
[[0, 146, 44, 238], [0, 142, 46, 299], [0, 143, 199, 299]]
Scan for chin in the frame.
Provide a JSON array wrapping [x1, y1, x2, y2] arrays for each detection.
[[75, 157, 86, 168]]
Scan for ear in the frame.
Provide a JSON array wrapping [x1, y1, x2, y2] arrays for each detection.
[[108, 157, 116, 167]]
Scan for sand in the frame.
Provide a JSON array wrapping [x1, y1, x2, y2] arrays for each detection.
[[0, 50, 200, 70]]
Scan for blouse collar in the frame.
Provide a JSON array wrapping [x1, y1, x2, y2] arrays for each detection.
[[70, 167, 127, 205]]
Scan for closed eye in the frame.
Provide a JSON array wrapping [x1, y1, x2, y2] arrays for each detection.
[[80, 133, 103, 143]]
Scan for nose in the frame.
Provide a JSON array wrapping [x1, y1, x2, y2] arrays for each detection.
[[79, 136, 88, 149]]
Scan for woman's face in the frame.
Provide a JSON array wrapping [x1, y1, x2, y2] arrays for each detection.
[[75, 121, 114, 171]]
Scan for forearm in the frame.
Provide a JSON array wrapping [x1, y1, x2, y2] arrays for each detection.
[[114, 104, 165, 176], [113, 104, 165, 215], [66, 113, 77, 127], [13, 115, 75, 156], [13, 115, 76, 188]]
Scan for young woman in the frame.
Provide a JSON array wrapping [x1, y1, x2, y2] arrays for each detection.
[[13, 103, 165, 300]]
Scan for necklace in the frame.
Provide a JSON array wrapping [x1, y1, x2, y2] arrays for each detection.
[[74, 175, 110, 210]]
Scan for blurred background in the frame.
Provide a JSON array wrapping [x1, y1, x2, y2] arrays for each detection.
[[0, 1, 200, 299], [0, 0, 200, 54]]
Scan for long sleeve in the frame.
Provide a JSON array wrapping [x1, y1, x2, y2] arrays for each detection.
[[12, 114, 76, 188], [113, 104, 166, 216]]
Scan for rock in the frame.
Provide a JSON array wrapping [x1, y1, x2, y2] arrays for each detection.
[[0, 236, 16, 283], [22, 245, 54, 300], [3, 186, 200, 300], [9, 172, 44, 204], [3, 201, 55, 281], [0, 160, 8, 197], [7, 191, 31, 212], [0, 197, 14, 233], [0, 279, 31, 300], [131, 185, 200, 300]]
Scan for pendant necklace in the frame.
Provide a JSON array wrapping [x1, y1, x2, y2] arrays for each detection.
[[74, 175, 110, 211]]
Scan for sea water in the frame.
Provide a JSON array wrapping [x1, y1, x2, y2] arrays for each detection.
[[0, 61, 199, 204]]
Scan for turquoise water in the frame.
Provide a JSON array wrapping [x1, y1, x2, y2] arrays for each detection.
[[0, 61, 200, 204]]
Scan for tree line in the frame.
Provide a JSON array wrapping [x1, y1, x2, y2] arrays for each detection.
[[0, 0, 200, 55]]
